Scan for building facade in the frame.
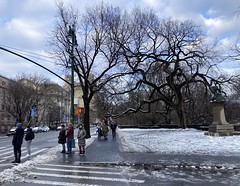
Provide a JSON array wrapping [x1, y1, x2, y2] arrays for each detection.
[[0, 75, 16, 133], [0, 75, 71, 133]]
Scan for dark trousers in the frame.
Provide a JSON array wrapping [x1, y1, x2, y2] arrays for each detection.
[[13, 144, 22, 162]]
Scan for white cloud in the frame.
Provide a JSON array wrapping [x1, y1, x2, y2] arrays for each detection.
[[0, 0, 239, 82]]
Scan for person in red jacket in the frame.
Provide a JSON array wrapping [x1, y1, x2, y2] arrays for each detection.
[[66, 123, 74, 153]]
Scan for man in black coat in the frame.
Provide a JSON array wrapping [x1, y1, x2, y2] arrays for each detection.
[[58, 125, 66, 153], [12, 123, 24, 163]]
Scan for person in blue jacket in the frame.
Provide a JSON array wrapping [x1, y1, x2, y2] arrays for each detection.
[[12, 123, 24, 163]]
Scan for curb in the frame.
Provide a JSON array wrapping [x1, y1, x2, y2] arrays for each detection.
[[77, 161, 240, 172]]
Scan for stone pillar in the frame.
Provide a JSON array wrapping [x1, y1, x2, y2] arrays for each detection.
[[206, 101, 234, 136]]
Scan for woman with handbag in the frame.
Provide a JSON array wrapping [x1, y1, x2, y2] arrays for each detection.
[[77, 123, 86, 155]]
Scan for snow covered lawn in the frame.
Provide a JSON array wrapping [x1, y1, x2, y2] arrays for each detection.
[[118, 128, 240, 156]]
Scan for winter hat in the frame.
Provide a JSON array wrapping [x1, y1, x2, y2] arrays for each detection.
[[16, 123, 21, 128]]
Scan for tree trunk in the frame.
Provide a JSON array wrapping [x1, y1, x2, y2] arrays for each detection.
[[83, 100, 91, 139], [176, 102, 187, 129]]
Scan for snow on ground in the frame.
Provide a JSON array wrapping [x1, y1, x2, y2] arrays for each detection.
[[0, 136, 96, 184], [2, 128, 240, 184], [118, 128, 240, 156]]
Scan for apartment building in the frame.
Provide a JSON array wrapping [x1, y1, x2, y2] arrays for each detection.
[[0, 75, 16, 133], [0, 75, 71, 133]]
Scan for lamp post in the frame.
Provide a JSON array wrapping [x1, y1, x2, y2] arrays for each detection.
[[67, 25, 78, 126]]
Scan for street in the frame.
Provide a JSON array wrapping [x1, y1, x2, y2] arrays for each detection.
[[0, 130, 59, 172], [1, 129, 240, 185]]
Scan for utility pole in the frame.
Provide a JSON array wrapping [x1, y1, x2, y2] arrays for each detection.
[[67, 25, 78, 126]]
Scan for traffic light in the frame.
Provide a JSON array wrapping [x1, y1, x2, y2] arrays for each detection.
[[74, 106, 84, 115]]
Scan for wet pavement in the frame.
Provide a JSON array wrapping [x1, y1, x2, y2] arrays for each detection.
[[3, 132, 240, 185]]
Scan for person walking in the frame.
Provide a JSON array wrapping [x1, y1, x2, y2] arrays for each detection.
[[25, 125, 35, 156], [96, 123, 103, 140], [77, 123, 86, 155], [12, 123, 24, 163], [110, 122, 117, 139], [66, 123, 74, 153], [102, 121, 109, 140], [58, 125, 66, 153]]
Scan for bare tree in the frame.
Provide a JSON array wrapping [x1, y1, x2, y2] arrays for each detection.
[[108, 9, 234, 128], [48, 2, 132, 138], [5, 74, 51, 125]]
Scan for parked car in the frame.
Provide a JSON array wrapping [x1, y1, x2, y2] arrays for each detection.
[[42, 126, 50, 132], [56, 126, 62, 131], [7, 127, 16, 136], [56, 124, 68, 131], [32, 126, 41, 133]]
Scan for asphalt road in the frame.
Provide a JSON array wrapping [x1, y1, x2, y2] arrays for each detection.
[[1, 129, 240, 185], [0, 130, 60, 172]]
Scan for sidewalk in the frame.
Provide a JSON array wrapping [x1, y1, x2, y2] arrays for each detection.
[[54, 133, 240, 171]]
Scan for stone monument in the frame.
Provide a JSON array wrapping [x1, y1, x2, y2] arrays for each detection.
[[206, 86, 234, 136]]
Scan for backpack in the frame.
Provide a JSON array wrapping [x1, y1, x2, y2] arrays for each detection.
[[30, 131, 35, 140]]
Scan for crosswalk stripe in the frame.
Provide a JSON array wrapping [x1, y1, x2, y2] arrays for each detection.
[[0, 163, 12, 167], [21, 148, 48, 160], [0, 147, 38, 156], [0, 146, 28, 153], [0, 148, 46, 162], [28, 172, 145, 183], [42, 163, 118, 170], [35, 167, 121, 175], [1, 149, 29, 159], [0, 147, 16, 153], [25, 179, 100, 186]]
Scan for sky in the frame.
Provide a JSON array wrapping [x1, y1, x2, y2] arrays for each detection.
[[1, 128, 240, 184], [0, 0, 240, 84]]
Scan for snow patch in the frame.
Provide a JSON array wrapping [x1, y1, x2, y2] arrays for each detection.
[[118, 128, 240, 156], [0, 146, 58, 184]]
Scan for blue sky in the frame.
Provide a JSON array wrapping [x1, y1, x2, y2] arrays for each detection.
[[0, 0, 239, 84]]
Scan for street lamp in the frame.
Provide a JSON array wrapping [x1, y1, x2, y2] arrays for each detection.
[[67, 25, 78, 126]]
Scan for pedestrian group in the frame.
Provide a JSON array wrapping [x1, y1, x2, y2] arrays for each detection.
[[11, 118, 117, 164], [12, 122, 34, 163], [58, 123, 86, 155]]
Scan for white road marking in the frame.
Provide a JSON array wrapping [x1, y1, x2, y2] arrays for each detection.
[[29, 172, 145, 183], [0, 147, 31, 156], [21, 148, 48, 159], [1, 149, 28, 159], [25, 179, 100, 186], [0, 148, 45, 160], [0, 147, 16, 153], [35, 167, 121, 175], [0, 163, 12, 167], [42, 163, 119, 170]]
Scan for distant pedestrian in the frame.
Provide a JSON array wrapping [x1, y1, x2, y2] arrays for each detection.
[[12, 123, 24, 163], [110, 122, 117, 139], [101, 121, 109, 140], [25, 125, 35, 156], [96, 124, 103, 140], [77, 123, 86, 155], [58, 124, 66, 153], [66, 123, 74, 153]]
